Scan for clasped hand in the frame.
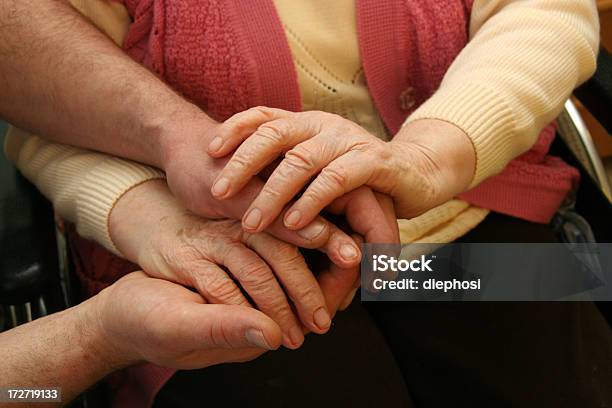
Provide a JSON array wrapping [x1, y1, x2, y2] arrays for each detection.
[[115, 106, 473, 355]]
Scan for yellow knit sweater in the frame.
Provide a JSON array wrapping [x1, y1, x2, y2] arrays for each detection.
[[4, 0, 599, 255]]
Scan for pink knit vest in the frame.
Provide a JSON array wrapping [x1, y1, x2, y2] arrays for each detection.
[[73, 1, 580, 406]]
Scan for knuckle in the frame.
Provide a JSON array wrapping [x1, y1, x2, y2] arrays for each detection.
[[252, 105, 274, 118], [291, 283, 320, 306], [222, 113, 249, 134], [256, 122, 288, 145], [264, 297, 294, 321], [209, 319, 234, 348], [223, 106, 273, 134], [301, 189, 326, 208], [240, 261, 275, 288], [374, 141, 393, 161], [275, 246, 311, 272], [202, 274, 241, 302], [274, 243, 302, 264], [163, 243, 202, 270], [227, 153, 252, 174], [260, 183, 283, 200], [320, 165, 348, 190], [285, 146, 316, 172]]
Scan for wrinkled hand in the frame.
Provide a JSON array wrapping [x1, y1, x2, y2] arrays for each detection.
[[92, 272, 283, 369], [109, 180, 358, 349], [207, 107, 474, 229], [160, 116, 362, 267]]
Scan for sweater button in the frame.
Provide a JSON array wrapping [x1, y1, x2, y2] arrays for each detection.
[[399, 87, 416, 111]]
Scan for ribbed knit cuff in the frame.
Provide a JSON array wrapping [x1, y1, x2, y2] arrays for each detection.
[[404, 83, 520, 188], [75, 158, 165, 256]]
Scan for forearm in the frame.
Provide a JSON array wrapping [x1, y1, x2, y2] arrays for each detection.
[[4, 126, 165, 255], [0, 298, 127, 406], [405, 0, 599, 186], [0, 0, 213, 167]]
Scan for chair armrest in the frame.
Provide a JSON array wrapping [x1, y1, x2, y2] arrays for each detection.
[[574, 47, 612, 135]]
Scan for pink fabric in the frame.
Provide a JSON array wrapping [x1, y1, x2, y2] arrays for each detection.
[[459, 123, 579, 222], [78, 0, 580, 406], [120, 0, 578, 224]]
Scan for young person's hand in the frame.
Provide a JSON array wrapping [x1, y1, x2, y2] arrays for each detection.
[[207, 107, 475, 230]]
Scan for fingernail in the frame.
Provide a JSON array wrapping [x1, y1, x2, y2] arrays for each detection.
[[208, 136, 224, 153], [313, 307, 331, 331], [284, 210, 302, 228], [339, 288, 358, 311], [340, 244, 359, 261], [297, 220, 326, 240], [288, 327, 304, 348], [211, 178, 230, 197], [245, 328, 273, 350], [243, 208, 262, 230]]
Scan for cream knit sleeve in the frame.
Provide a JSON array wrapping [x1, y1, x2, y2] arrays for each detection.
[[405, 0, 599, 186], [4, 127, 165, 255]]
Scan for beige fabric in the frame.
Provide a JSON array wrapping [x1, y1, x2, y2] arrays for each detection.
[[273, 0, 389, 141], [398, 200, 490, 243], [407, 0, 600, 187], [67, 0, 131, 45], [4, 0, 600, 254], [4, 128, 164, 256], [272, 0, 492, 244]]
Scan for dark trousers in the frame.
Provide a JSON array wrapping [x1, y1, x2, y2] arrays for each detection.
[[154, 213, 612, 408]]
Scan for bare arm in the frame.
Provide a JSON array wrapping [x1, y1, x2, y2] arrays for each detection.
[[0, 0, 375, 261], [0, 273, 283, 407], [0, 299, 125, 406], [0, 0, 211, 167]]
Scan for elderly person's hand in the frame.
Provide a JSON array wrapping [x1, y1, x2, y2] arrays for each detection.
[[161, 117, 364, 268], [160, 113, 399, 266], [109, 179, 359, 349], [92, 271, 283, 369], [207, 108, 475, 232]]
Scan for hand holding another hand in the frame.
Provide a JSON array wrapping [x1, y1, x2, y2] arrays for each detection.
[[90, 271, 282, 369], [109, 180, 360, 349], [207, 107, 475, 228], [159, 115, 363, 267]]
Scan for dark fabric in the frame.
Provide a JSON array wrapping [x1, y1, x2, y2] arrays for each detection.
[[154, 213, 612, 408], [366, 212, 612, 408], [154, 299, 414, 408]]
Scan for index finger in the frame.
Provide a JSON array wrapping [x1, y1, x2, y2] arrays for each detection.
[[211, 118, 315, 200], [220, 177, 362, 268], [208, 106, 293, 158]]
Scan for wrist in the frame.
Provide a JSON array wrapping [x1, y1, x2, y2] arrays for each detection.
[[109, 179, 178, 264], [156, 106, 219, 170], [75, 296, 138, 372], [393, 119, 475, 196]]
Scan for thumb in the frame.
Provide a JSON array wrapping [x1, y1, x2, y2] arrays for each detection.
[[178, 304, 283, 351]]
